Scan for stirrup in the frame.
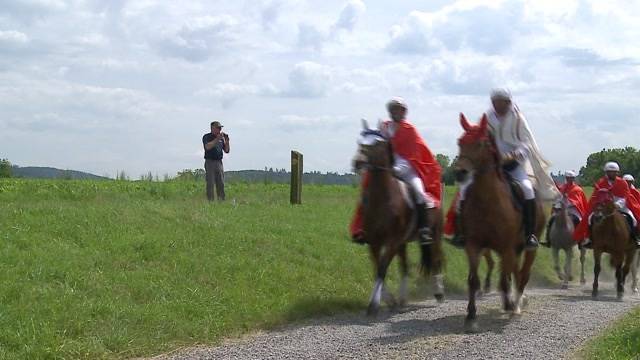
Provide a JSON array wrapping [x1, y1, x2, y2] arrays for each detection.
[[525, 234, 539, 251]]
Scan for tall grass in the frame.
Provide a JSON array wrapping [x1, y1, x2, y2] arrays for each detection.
[[0, 179, 565, 359]]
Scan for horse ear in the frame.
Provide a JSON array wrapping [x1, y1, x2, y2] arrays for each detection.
[[479, 113, 488, 132], [460, 113, 471, 131], [361, 118, 370, 131]]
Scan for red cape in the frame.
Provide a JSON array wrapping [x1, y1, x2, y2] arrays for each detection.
[[558, 182, 588, 218], [386, 120, 442, 207], [573, 176, 640, 241], [629, 185, 640, 203]]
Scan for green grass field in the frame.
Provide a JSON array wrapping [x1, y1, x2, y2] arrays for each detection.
[[579, 307, 640, 360], [0, 179, 584, 359]]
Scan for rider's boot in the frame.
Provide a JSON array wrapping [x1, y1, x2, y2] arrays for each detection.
[[523, 199, 539, 251]]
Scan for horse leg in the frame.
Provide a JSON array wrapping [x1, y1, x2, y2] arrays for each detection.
[[632, 250, 639, 294], [464, 247, 481, 333], [552, 247, 563, 281], [615, 265, 624, 300], [565, 247, 574, 282], [432, 273, 445, 303], [515, 249, 536, 315], [397, 244, 409, 307], [592, 250, 602, 298], [580, 247, 587, 285], [483, 251, 494, 294], [619, 249, 634, 300], [367, 244, 396, 316], [499, 249, 516, 313]]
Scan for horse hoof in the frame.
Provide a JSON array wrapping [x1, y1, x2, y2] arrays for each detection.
[[504, 301, 515, 312], [513, 307, 522, 316], [591, 291, 598, 299], [464, 319, 479, 334], [483, 286, 491, 294], [617, 293, 624, 301], [580, 279, 586, 285], [633, 288, 639, 294], [435, 293, 445, 303], [561, 283, 569, 290]]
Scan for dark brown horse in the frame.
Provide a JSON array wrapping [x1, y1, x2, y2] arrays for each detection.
[[455, 113, 543, 333], [590, 189, 637, 299], [355, 121, 445, 316]]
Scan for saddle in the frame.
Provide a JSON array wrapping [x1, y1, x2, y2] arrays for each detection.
[[502, 169, 526, 212]]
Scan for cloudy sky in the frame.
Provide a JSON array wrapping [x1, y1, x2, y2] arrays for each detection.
[[1, 0, 640, 178]]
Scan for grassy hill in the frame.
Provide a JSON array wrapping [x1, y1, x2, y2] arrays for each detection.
[[0, 179, 576, 359], [11, 166, 109, 180]]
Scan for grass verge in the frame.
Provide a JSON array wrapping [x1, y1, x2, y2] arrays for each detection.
[[0, 179, 575, 358]]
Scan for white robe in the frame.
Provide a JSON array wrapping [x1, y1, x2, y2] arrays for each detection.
[[487, 105, 560, 201]]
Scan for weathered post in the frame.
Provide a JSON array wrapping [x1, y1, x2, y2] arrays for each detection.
[[290, 150, 303, 204]]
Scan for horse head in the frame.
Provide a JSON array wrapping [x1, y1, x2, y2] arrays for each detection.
[[455, 113, 498, 180], [593, 188, 616, 218], [353, 121, 393, 171]]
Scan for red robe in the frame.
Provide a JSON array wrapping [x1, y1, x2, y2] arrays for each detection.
[[385, 120, 442, 206], [557, 182, 588, 218], [629, 185, 640, 203], [350, 120, 441, 238], [573, 176, 640, 241]]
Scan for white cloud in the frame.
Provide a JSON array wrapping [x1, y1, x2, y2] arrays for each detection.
[[282, 61, 332, 98], [156, 15, 239, 62], [332, 0, 366, 32], [0, 30, 29, 44], [296, 23, 326, 50]]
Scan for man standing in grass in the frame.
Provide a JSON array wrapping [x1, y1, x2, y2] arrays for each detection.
[[203, 121, 230, 201]]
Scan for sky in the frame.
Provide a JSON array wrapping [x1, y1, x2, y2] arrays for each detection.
[[1, 0, 640, 178]]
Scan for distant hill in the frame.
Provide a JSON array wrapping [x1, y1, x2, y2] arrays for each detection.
[[12, 166, 109, 180]]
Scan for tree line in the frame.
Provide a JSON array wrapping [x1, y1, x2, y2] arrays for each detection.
[[4, 147, 640, 185]]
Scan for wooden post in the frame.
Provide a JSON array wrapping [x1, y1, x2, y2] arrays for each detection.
[[290, 151, 303, 204]]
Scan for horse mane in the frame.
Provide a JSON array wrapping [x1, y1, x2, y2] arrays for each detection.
[[457, 116, 503, 179]]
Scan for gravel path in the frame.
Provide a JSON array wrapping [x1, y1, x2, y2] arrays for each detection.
[[154, 284, 639, 360]]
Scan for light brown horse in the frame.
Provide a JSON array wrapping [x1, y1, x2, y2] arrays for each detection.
[[355, 122, 445, 316], [590, 189, 637, 299], [455, 113, 543, 333]]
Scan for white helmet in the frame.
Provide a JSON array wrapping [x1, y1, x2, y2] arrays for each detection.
[[564, 170, 577, 178], [386, 97, 407, 111], [623, 174, 635, 182], [603, 162, 620, 172]]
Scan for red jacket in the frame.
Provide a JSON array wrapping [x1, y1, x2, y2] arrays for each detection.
[[386, 120, 442, 207], [558, 182, 588, 218]]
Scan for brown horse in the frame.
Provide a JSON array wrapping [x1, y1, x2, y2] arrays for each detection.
[[590, 189, 637, 299], [355, 122, 445, 316], [455, 113, 543, 333]]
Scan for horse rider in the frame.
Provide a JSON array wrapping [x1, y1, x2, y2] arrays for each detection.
[[574, 162, 640, 248], [541, 170, 588, 246], [350, 97, 442, 245], [446, 88, 559, 250], [623, 174, 640, 203]]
